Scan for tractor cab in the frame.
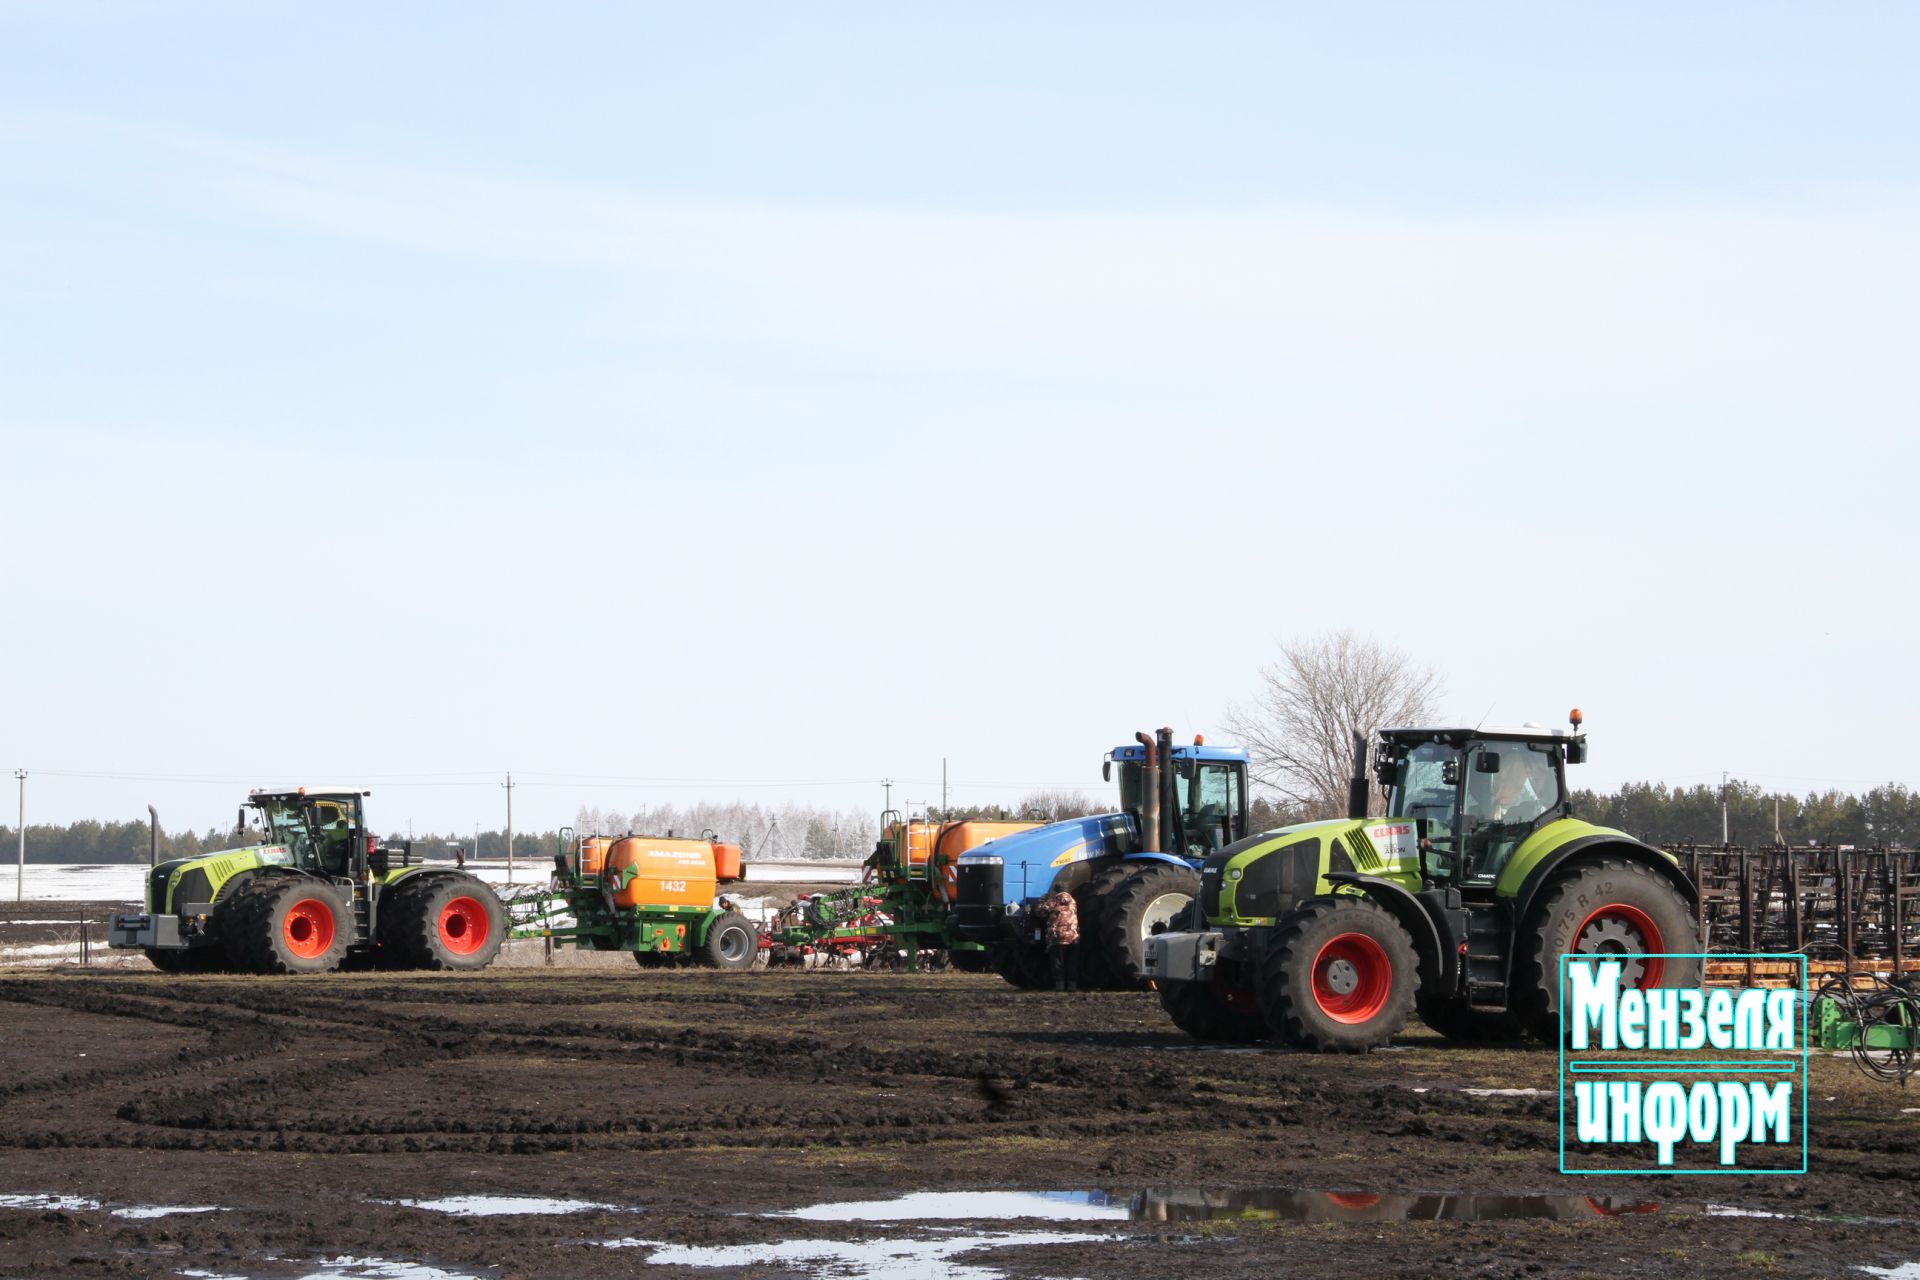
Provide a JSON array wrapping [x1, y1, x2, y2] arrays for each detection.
[[1373, 714, 1585, 885], [246, 789, 371, 878], [1105, 734, 1250, 858]]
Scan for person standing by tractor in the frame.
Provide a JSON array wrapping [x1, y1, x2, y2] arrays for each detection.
[[1038, 886, 1080, 991]]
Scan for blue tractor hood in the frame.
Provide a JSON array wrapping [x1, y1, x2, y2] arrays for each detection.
[[956, 812, 1138, 904]]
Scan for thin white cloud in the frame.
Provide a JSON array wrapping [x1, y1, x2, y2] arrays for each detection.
[[170, 132, 1920, 413]]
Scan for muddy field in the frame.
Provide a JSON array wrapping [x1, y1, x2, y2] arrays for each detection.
[[2, 935, 1918, 1280]]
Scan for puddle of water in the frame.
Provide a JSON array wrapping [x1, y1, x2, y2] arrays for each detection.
[[1129, 1188, 1661, 1223], [298, 1257, 488, 1280], [775, 1191, 1129, 1222], [1704, 1204, 1796, 1220], [110, 1205, 224, 1219], [606, 1231, 1115, 1280], [774, 1187, 1661, 1227], [376, 1195, 622, 1217]]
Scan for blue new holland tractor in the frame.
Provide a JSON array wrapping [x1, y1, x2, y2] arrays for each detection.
[[949, 727, 1250, 990]]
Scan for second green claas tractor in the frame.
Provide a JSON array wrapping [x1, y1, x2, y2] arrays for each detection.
[[108, 789, 506, 975], [1143, 712, 1699, 1050]]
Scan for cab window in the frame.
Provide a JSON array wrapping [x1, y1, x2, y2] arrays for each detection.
[[1181, 763, 1242, 855]]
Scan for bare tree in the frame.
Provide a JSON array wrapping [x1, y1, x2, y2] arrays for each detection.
[[1227, 630, 1444, 819], [1014, 789, 1103, 822]]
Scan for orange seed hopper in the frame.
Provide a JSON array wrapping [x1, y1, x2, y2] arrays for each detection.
[[604, 836, 746, 910]]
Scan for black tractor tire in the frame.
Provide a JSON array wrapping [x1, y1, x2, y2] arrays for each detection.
[[1415, 996, 1528, 1044], [992, 941, 1053, 990], [1071, 862, 1141, 990], [1097, 862, 1202, 991], [697, 911, 758, 971], [143, 945, 226, 974], [1159, 978, 1269, 1043], [373, 876, 428, 969], [228, 876, 353, 975], [383, 874, 506, 972], [1255, 895, 1419, 1053], [1515, 857, 1700, 1044]]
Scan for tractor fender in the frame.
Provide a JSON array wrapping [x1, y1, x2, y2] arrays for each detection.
[[690, 907, 726, 945], [382, 866, 470, 891], [1322, 871, 1454, 992], [1507, 834, 1698, 930], [1124, 852, 1196, 872]]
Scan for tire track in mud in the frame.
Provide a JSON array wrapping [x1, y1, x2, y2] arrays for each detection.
[[0, 973, 1566, 1162]]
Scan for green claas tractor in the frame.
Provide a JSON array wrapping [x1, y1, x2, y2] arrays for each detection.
[[1143, 712, 1699, 1050], [109, 789, 506, 975]]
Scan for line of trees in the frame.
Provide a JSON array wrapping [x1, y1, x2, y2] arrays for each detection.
[[0, 820, 567, 866], [572, 801, 878, 861], [6, 780, 1918, 866], [1570, 780, 1920, 849]]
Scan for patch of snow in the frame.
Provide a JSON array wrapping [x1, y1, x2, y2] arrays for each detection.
[[1857, 1265, 1920, 1279], [297, 1258, 488, 1280], [605, 1231, 1117, 1280], [0, 1192, 102, 1211], [110, 1205, 224, 1219], [1704, 1204, 1797, 1220], [378, 1195, 622, 1217]]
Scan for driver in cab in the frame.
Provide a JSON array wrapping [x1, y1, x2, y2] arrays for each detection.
[[1482, 758, 1546, 826]]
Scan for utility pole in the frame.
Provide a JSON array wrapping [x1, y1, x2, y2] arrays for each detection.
[[882, 777, 894, 812], [13, 769, 24, 904], [503, 771, 515, 886], [1721, 771, 1729, 846]]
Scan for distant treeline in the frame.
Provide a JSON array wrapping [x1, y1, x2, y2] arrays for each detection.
[[7, 780, 1917, 864], [1567, 780, 1920, 849], [0, 820, 563, 867]]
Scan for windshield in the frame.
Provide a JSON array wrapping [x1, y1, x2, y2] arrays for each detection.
[[1391, 742, 1459, 828], [250, 796, 356, 874], [255, 798, 316, 850], [1117, 760, 1245, 856]]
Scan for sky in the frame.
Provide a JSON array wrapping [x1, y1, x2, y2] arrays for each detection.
[[2, 3, 1917, 838]]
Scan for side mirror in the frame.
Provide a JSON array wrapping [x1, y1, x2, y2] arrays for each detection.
[[1475, 752, 1502, 774], [1373, 757, 1395, 786], [1176, 759, 1196, 779], [1102, 760, 1111, 782], [236, 807, 246, 833], [1566, 740, 1588, 765]]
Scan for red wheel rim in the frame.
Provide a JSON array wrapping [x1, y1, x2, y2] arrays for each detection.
[[282, 898, 337, 958], [1311, 931, 1393, 1024], [437, 896, 490, 955], [1573, 902, 1666, 987], [1325, 1192, 1384, 1210]]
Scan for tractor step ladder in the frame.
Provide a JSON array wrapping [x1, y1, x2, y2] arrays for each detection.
[[1463, 903, 1512, 1009]]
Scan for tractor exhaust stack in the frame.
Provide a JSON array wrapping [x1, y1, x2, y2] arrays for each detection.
[[1347, 730, 1370, 819], [1135, 730, 1161, 853]]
